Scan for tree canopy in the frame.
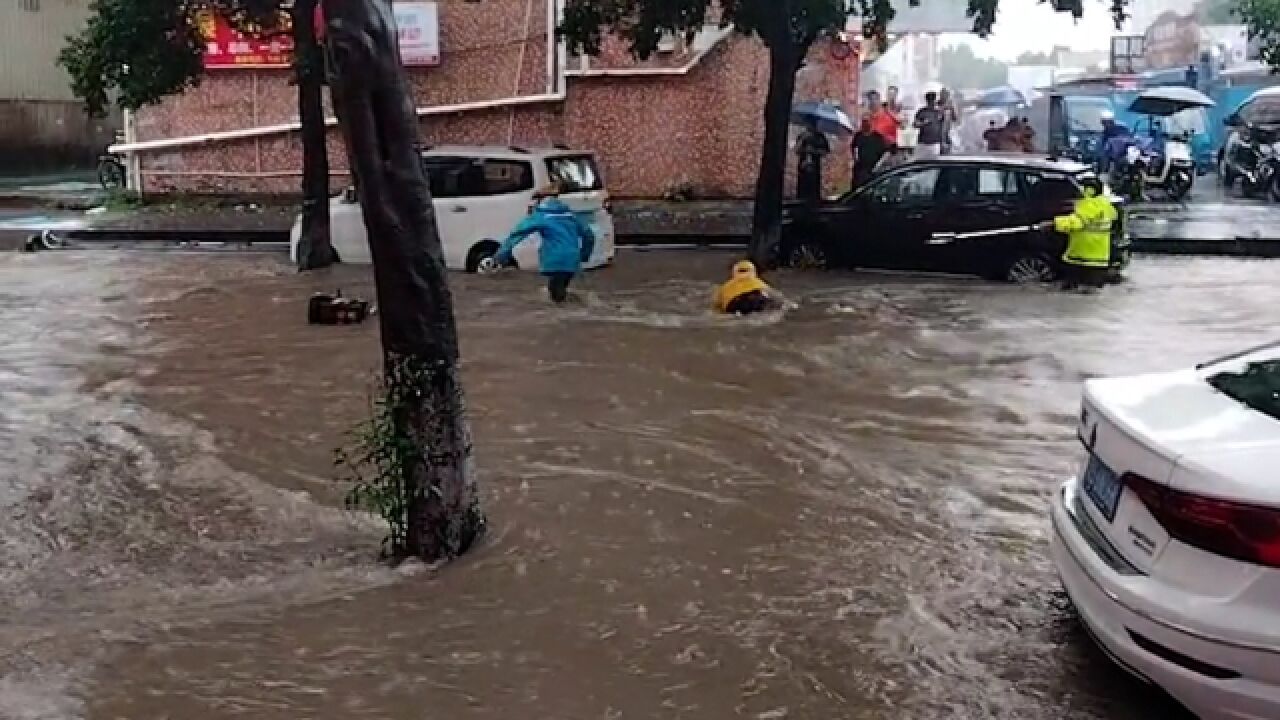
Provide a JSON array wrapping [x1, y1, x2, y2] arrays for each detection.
[[1236, 0, 1280, 69], [59, 0, 288, 117], [939, 44, 1008, 90]]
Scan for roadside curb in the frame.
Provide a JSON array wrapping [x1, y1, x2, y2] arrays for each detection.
[[0, 192, 104, 211]]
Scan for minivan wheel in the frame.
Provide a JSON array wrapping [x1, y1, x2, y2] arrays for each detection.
[[786, 242, 828, 270], [1005, 253, 1057, 284], [466, 240, 502, 274]]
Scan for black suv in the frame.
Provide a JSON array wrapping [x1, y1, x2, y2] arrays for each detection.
[[783, 154, 1130, 283]]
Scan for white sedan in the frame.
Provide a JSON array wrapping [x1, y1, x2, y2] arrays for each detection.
[[1051, 341, 1280, 719]]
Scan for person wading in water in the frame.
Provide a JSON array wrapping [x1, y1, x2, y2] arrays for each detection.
[[495, 182, 596, 303]]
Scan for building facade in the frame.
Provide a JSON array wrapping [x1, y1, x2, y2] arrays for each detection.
[[125, 0, 860, 199], [0, 0, 119, 175]]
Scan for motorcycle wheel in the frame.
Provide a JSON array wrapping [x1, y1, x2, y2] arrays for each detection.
[[1218, 153, 1236, 188], [1167, 170, 1192, 201]]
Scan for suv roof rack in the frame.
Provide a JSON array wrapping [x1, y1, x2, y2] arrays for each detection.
[[553, 143, 571, 150], [509, 145, 530, 154]]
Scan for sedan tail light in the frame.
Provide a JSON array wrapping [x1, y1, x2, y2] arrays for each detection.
[[1124, 473, 1280, 568]]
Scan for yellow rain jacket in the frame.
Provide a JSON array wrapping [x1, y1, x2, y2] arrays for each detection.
[[1053, 189, 1117, 268], [713, 260, 771, 313]]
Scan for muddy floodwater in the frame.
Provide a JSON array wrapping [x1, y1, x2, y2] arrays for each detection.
[[2, 249, 1273, 720]]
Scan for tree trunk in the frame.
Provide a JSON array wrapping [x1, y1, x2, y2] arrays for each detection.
[[749, 15, 801, 269], [293, 0, 338, 271], [322, 0, 485, 562]]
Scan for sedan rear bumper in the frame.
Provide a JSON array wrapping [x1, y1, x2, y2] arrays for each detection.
[[1051, 480, 1280, 720]]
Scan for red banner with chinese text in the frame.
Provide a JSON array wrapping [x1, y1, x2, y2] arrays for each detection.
[[198, 10, 294, 69]]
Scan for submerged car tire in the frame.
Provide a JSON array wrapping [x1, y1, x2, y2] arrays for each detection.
[[1004, 252, 1058, 284], [466, 240, 502, 274], [785, 242, 829, 270]]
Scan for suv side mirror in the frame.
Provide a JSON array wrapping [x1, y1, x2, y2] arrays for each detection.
[[343, 186, 358, 204], [1224, 112, 1241, 127]]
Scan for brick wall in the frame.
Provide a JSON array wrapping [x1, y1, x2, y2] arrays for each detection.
[[135, 0, 854, 199]]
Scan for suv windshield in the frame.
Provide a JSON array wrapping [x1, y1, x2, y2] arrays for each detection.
[[546, 155, 603, 193], [1207, 355, 1280, 422]]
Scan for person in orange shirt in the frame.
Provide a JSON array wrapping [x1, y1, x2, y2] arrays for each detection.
[[866, 90, 900, 147]]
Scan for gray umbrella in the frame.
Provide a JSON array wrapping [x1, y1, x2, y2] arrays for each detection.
[[1128, 86, 1215, 116]]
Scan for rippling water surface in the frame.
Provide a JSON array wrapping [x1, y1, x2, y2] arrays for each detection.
[[3, 249, 1274, 719]]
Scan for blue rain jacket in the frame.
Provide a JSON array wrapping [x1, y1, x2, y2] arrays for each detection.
[[495, 198, 596, 275]]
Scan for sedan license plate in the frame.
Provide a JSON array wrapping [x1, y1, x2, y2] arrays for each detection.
[[1082, 455, 1122, 522]]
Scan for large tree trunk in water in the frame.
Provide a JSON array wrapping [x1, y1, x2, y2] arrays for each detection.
[[322, 0, 485, 562], [749, 23, 800, 269], [293, 0, 338, 271]]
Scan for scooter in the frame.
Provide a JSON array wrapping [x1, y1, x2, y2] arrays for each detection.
[[1141, 133, 1195, 201]]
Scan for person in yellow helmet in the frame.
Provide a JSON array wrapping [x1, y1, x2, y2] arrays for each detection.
[[1053, 175, 1117, 290], [713, 260, 778, 315]]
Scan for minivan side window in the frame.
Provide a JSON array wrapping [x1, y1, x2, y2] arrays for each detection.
[[421, 157, 534, 198], [546, 155, 604, 193]]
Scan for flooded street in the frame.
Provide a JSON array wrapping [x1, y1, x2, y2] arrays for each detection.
[[3, 249, 1274, 719]]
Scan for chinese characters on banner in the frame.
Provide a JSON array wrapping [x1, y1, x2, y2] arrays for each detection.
[[199, 9, 294, 68], [200, 2, 440, 69]]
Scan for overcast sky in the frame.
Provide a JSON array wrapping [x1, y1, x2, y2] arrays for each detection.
[[940, 0, 1121, 60]]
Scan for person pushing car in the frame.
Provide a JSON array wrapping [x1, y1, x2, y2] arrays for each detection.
[[1052, 175, 1116, 290], [495, 182, 596, 303]]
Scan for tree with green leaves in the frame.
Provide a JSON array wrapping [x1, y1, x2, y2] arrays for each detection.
[[1236, 0, 1280, 68], [59, 0, 339, 271], [939, 44, 1008, 89], [560, 0, 1127, 267]]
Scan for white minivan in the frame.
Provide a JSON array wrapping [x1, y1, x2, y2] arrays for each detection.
[[290, 145, 617, 272]]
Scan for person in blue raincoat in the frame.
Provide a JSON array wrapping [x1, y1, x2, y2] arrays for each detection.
[[495, 182, 596, 303]]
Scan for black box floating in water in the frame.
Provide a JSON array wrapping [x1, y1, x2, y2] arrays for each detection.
[[308, 292, 369, 325]]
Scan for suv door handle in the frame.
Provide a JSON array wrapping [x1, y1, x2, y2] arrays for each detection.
[[451, 205, 468, 213]]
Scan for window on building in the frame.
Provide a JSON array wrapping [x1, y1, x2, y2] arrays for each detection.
[[20, 0, 40, 11]]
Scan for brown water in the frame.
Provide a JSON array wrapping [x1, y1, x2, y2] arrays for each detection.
[[2, 249, 1274, 719]]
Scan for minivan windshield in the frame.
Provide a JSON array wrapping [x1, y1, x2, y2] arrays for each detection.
[[546, 155, 603, 193], [1206, 346, 1280, 422]]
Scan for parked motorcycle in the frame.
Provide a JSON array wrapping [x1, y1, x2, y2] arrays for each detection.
[[1112, 144, 1148, 202], [1220, 122, 1280, 201], [1121, 86, 1214, 202]]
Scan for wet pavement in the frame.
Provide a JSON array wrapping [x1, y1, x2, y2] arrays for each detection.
[[5, 248, 1275, 719]]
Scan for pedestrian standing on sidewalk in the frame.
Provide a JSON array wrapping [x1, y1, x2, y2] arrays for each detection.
[[494, 182, 595, 303], [939, 87, 959, 154], [852, 115, 887, 188], [913, 92, 946, 158], [795, 123, 830, 202], [867, 90, 901, 170]]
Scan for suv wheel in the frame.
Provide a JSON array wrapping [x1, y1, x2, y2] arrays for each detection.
[[1005, 252, 1057, 284], [466, 240, 502, 274]]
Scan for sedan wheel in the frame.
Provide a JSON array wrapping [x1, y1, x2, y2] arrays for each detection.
[[787, 243, 828, 270], [1005, 254, 1057, 284]]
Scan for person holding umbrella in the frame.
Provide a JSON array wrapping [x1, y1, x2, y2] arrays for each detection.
[[791, 101, 853, 202], [796, 123, 831, 202]]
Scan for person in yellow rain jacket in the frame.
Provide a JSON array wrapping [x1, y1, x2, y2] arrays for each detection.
[[1052, 175, 1117, 290], [713, 260, 778, 315]]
